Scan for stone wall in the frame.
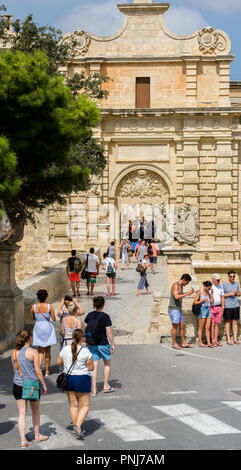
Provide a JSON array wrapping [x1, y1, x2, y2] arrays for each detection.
[[15, 209, 51, 282], [151, 291, 241, 344], [18, 249, 100, 329]]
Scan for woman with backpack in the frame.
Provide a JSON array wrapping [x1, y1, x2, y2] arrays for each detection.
[[57, 329, 94, 440], [136, 253, 151, 296], [102, 252, 117, 297]]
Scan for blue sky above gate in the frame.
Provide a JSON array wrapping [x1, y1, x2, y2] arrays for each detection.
[[3, 0, 241, 79]]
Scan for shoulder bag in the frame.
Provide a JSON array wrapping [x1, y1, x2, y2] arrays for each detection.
[[14, 350, 40, 401], [56, 347, 82, 392], [81, 254, 89, 280], [136, 263, 145, 275]]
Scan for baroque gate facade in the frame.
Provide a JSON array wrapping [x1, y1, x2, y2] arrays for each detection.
[[16, 0, 241, 280]]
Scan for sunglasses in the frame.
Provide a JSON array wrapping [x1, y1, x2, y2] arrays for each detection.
[[229, 275, 235, 278]]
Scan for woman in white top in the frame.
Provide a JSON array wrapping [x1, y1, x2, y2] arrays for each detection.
[[57, 329, 94, 440], [102, 252, 117, 297]]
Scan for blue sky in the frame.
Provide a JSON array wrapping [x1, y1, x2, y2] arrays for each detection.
[[3, 0, 241, 79]]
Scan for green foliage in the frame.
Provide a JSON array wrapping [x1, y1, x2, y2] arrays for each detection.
[[0, 11, 111, 98], [0, 6, 109, 227], [0, 135, 21, 199], [0, 49, 101, 224]]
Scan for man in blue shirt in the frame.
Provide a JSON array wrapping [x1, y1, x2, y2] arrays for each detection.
[[222, 270, 241, 345]]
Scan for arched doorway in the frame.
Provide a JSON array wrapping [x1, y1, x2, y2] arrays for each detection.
[[115, 169, 170, 243]]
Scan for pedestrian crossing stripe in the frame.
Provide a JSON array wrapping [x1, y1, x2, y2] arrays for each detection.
[[9, 414, 84, 449], [8, 402, 241, 447], [88, 409, 165, 442], [222, 401, 241, 412], [153, 404, 241, 436]]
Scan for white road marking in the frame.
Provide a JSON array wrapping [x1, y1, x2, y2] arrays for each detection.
[[153, 404, 241, 436], [162, 391, 198, 395], [161, 344, 241, 365], [10, 414, 84, 449], [222, 401, 241, 412], [88, 409, 165, 442]]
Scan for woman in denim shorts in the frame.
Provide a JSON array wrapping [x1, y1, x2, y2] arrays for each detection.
[[194, 281, 214, 348]]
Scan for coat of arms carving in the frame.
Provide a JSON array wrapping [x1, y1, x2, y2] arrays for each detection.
[[61, 30, 90, 57]]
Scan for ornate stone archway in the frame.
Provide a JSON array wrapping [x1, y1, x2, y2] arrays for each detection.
[[115, 169, 170, 242]]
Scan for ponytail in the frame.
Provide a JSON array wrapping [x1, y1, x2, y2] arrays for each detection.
[[15, 330, 32, 350], [71, 329, 85, 362]]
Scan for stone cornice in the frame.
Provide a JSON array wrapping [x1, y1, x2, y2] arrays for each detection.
[[118, 3, 170, 14], [72, 55, 234, 65], [101, 107, 241, 116]]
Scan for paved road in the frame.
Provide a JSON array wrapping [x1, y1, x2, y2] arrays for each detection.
[[1, 341, 241, 451], [1, 257, 241, 453]]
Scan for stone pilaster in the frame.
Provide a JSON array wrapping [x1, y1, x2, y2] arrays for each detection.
[[199, 141, 216, 241], [185, 60, 198, 107], [0, 245, 24, 337], [219, 61, 231, 107]]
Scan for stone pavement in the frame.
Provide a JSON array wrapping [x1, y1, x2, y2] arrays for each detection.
[[52, 256, 167, 346]]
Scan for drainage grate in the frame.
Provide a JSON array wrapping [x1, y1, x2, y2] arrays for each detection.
[[175, 354, 185, 357]]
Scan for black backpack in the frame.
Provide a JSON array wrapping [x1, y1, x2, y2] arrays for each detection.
[[85, 312, 104, 345], [147, 244, 153, 255]]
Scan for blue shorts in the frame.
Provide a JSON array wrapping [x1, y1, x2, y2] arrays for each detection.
[[88, 344, 111, 361], [198, 305, 211, 320], [150, 257, 157, 264], [66, 375, 92, 393], [169, 309, 184, 324]]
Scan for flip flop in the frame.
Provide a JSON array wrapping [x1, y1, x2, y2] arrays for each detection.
[[181, 345, 193, 348], [33, 434, 49, 443], [103, 387, 116, 393], [172, 346, 182, 350]]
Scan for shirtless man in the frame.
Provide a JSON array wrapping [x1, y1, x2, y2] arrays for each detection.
[[168, 274, 194, 350]]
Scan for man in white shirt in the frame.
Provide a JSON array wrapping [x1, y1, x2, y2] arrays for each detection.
[[211, 273, 225, 347], [83, 248, 99, 296]]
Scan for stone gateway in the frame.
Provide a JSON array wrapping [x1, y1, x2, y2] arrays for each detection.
[[15, 0, 241, 285]]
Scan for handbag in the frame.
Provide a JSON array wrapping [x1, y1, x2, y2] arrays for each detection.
[[81, 254, 89, 280], [136, 263, 145, 275], [56, 347, 82, 392], [14, 350, 40, 401], [192, 303, 201, 315]]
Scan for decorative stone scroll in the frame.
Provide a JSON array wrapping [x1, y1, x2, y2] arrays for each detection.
[[61, 30, 90, 57], [198, 27, 227, 54], [116, 170, 169, 200]]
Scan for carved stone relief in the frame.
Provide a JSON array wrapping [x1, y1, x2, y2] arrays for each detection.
[[161, 202, 199, 246], [198, 27, 227, 54], [61, 30, 90, 57], [116, 169, 169, 200]]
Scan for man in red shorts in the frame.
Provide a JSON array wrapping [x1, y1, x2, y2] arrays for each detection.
[[66, 250, 81, 297], [210, 273, 225, 347]]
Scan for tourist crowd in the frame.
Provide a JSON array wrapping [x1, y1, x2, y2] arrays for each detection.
[[11, 243, 241, 448]]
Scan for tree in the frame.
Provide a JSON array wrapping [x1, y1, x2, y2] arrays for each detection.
[[0, 6, 109, 228], [0, 9, 110, 98], [0, 49, 101, 228]]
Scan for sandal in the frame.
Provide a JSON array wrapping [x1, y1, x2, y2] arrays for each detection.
[[33, 434, 49, 443], [103, 386, 116, 393], [21, 440, 31, 448]]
